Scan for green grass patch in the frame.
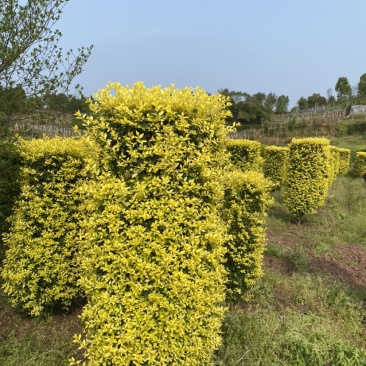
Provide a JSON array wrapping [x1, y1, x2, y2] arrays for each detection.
[[214, 273, 366, 365]]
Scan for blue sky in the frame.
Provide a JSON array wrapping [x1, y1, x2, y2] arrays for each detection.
[[57, 0, 366, 107]]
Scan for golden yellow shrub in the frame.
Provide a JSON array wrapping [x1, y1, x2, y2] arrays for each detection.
[[71, 82, 232, 366]]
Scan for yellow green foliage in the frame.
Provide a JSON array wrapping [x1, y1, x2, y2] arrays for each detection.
[[221, 170, 273, 302], [1, 136, 92, 316], [71, 82, 232, 366], [284, 137, 331, 219], [227, 139, 263, 173], [354, 151, 366, 177], [337, 148, 350, 175], [263, 146, 289, 190], [73, 174, 227, 366], [328, 146, 340, 187]]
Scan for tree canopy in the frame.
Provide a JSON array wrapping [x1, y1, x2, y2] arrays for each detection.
[[218, 89, 290, 125], [0, 0, 93, 115], [357, 73, 366, 99], [335, 77, 352, 100]]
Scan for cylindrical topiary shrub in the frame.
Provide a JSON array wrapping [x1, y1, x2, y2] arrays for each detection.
[[71, 82, 232, 366], [227, 139, 263, 173], [284, 137, 331, 221], [263, 145, 289, 190], [328, 145, 340, 187], [1, 136, 91, 316], [337, 147, 350, 176], [221, 170, 273, 303], [354, 151, 366, 177]]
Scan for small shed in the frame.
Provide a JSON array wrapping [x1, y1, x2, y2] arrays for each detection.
[[350, 105, 366, 115]]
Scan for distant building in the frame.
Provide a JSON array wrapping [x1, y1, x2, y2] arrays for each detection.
[[349, 105, 366, 115]]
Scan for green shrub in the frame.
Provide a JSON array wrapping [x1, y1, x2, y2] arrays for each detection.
[[354, 151, 366, 177], [356, 145, 366, 152], [1, 137, 91, 316], [284, 137, 331, 220], [337, 147, 351, 175], [263, 145, 289, 189], [71, 82, 232, 366], [0, 141, 21, 262], [328, 146, 340, 187], [221, 170, 273, 302], [227, 139, 263, 172]]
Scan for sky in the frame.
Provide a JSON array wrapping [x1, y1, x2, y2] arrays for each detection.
[[57, 0, 366, 108]]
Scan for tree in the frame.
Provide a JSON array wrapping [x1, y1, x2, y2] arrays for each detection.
[[275, 95, 289, 114], [0, 0, 93, 115], [252, 92, 266, 105], [0, 85, 27, 114], [264, 92, 277, 112], [357, 73, 366, 99], [335, 77, 352, 100], [307, 93, 327, 109], [326, 88, 336, 105], [297, 97, 308, 111]]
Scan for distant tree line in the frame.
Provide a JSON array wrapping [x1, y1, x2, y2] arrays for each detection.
[[0, 85, 89, 116], [218, 89, 290, 125], [220, 73, 366, 126]]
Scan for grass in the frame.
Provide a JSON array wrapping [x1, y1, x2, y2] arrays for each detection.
[[214, 275, 366, 365], [0, 130, 366, 365]]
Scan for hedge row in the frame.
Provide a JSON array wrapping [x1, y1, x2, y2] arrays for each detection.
[[228, 140, 350, 193]]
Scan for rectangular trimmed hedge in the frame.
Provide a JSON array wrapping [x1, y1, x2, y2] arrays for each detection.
[[1, 136, 92, 316], [284, 137, 331, 220]]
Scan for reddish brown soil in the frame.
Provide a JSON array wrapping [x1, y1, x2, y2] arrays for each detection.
[[263, 228, 366, 290]]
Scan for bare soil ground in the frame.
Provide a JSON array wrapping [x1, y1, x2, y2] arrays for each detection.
[[264, 227, 366, 289]]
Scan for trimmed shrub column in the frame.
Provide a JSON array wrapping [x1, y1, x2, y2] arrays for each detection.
[[337, 147, 350, 176], [71, 82, 232, 366], [263, 145, 289, 190], [284, 137, 331, 220], [1, 137, 90, 316], [227, 139, 263, 172], [354, 151, 366, 177], [221, 170, 273, 302]]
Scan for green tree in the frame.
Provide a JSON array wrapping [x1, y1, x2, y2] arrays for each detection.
[[275, 95, 289, 114], [335, 77, 352, 100], [297, 97, 308, 111], [264, 92, 277, 112], [0, 0, 93, 116], [307, 93, 327, 109], [357, 73, 366, 99], [252, 92, 266, 105], [237, 99, 269, 124], [326, 88, 336, 105], [0, 85, 27, 114]]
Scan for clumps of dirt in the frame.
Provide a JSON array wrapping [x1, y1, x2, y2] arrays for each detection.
[[262, 256, 295, 275], [307, 244, 366, 289]]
